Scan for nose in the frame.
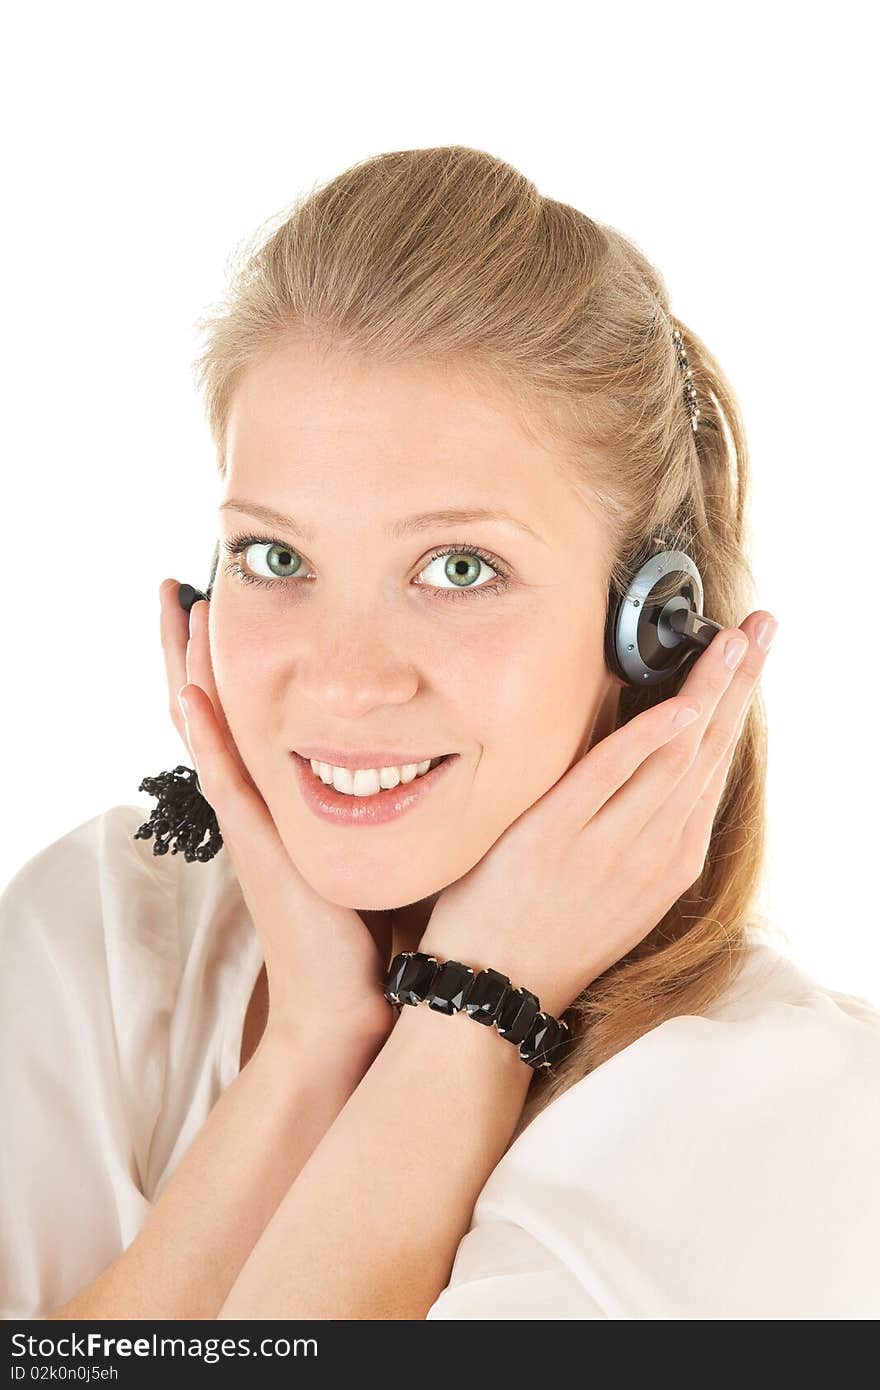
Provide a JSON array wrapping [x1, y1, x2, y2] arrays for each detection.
[[292, 613, 420, 718]]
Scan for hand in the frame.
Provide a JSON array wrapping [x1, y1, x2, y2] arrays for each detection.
[[159, 579, 395, 1047], [419, 612, 777, 1020]]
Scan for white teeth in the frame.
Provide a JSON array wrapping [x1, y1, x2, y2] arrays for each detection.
[[308, 757, 435, 797]]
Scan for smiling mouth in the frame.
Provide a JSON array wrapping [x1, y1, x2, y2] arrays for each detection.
[[290, 748, 460, 823], [296, 751, 453, 796]]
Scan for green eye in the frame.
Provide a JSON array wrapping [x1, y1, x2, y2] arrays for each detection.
[[417, 548, 506, 596], [221, 533, 513, 602]]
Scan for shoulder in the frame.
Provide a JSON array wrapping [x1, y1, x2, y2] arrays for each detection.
[[638, 942, 880, 1107], [527, 941, 880, 1168], [444, 941, 880, 1318], [0, 804, 193, 1071], [0, 805, 252, 1318], [0, 801, 241, 968], [0, 802, 177, 937], [0, 801, 247, 1112]]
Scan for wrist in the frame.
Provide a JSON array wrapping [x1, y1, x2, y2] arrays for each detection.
[[417, 934, 574, 1022], [388, 987, 536, 1085], [393, 941, 574, 1072], [258, 1004, 395, 1070]]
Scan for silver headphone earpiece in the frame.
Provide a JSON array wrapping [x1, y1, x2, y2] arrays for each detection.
[[605, 548, 723, 687]]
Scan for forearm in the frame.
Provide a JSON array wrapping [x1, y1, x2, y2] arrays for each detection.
[[49, 1023, 391, 1321], [218, 1000, 534, 1320]]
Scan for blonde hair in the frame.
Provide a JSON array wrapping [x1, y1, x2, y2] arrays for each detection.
[[192, 146, 769, 1143]]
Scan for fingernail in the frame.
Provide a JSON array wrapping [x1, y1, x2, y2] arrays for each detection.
[[673, 704, 702, 729], [756, 617, 778, 653], [724, 637, 748, 670], [178, 688, 190, 721]]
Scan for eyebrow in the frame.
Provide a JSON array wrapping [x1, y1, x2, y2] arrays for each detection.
[[219, 499, 547, 545]]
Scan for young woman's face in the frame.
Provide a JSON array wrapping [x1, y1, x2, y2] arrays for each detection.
[[212, 338, 623, 910]]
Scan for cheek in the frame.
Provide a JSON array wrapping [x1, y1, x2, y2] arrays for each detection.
[[208, 615, 285, 752], [459, 612, 605, 805]]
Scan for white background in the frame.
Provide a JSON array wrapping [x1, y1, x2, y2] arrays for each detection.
[[2, 2, 877, 1001]]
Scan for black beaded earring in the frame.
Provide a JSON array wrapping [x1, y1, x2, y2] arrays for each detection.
[[132, 579, 225, 864]]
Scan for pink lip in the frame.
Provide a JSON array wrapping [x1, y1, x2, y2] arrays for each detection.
[[294, 745, 451, 771], [291, 751, 459, 826]]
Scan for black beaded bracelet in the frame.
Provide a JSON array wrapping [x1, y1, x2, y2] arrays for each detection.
[[384, 951, 573, 1071]]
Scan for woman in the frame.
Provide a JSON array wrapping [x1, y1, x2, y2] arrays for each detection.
[[2, 145, 878, 1321]]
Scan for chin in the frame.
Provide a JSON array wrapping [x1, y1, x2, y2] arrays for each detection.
[[264, 778, 522, 910], [277, 847, 443, 914]]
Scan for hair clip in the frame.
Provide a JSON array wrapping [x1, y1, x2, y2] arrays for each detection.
[[671, 325, 700, 433]]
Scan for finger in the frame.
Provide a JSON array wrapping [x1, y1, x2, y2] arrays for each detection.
[[537, 690, 704, 834], [667, 610, 771, 816], [608, 611, 771, 892], [159, 578, 194, 755], [559, 619, 744, 838], [678, 728, 742, 880], [185, 599, 218, 707], [178, 679, 293, 883], [592, 618, 761, 843], [185, 598, 260, 791], [675, 622, 771, 872]]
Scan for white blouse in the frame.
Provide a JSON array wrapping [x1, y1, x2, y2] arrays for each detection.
[[1, 803, 878, 1320]]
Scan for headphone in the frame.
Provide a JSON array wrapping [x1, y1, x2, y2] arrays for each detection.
[[604, 542, 722, 687], [179, 539, 722, 691]]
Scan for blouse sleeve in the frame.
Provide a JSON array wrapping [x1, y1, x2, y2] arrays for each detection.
[[0, 805, 180, 1319], [426, 1218, 609, 1319], [427, 980, 880, 1320]]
